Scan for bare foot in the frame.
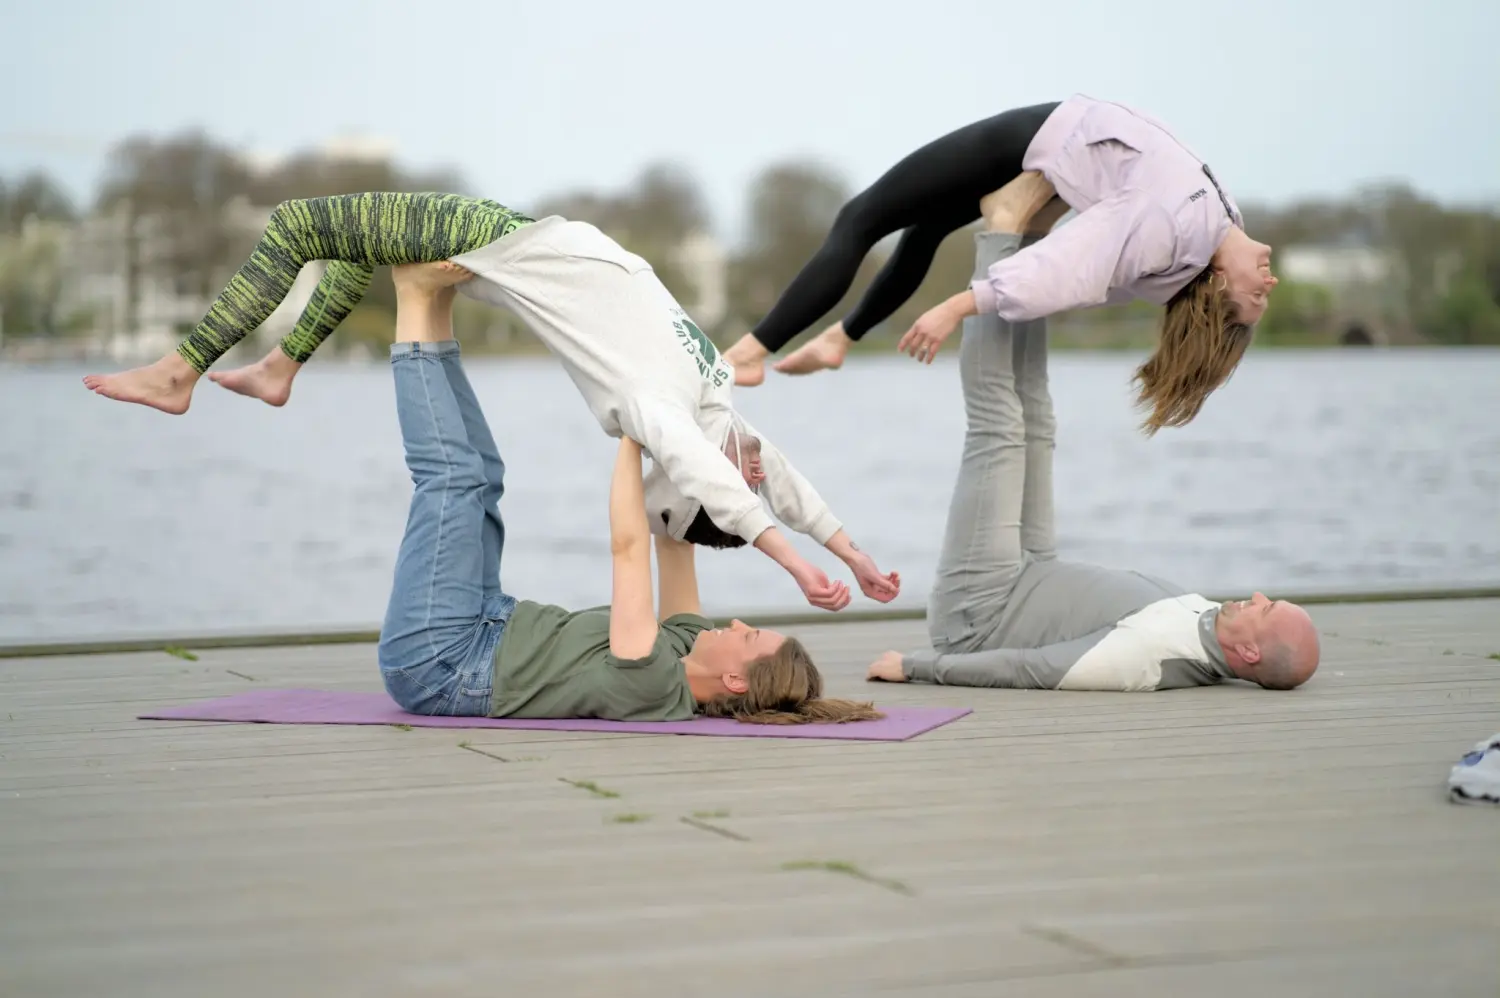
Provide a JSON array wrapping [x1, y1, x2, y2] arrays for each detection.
[[732, 359, 765, 387], [980, 171, 1061, 234], [207, 348, 302, 407], [773, 323, 851, 376], [722, 333, 769, 388], [82, 353, 200, 415], [391, 260, 475, 295]]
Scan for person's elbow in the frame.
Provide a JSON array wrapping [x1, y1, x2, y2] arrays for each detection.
[[611, 531, 650, 559], [991, 277, 1053, 323]]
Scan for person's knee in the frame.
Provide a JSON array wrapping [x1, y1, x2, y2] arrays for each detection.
[[831, 190, 887, 245], [898, 223, 952, 267], [447, 451, 489, 493], [269, 199, 318, 230], [265, 201, 304, 245], [405, 439, 487, 493], [1020, 392, 1056, 446], [960, 359, 1025, 440], [481, 458, 506, 501], [965, 397, 1026, 446]]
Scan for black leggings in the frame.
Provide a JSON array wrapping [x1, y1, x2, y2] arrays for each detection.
[[751, 101, 1061, 352]]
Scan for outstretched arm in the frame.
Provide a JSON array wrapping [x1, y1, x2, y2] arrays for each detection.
[[870, 625, 1161, 692], [970, 192, 1171, 321], [823, 531, 900, 603], [752, 528, 851, 612], [608, 437, 660, 660], [624, 397, 849, 612], [747, 422, 900, 603], [897, 193, 1172, 362]]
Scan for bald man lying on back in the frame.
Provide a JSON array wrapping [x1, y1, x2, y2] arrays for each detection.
[[867, 225, 1320, 693]]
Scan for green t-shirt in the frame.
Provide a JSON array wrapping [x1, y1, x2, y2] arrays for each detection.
[[489, 601, 708, 721]]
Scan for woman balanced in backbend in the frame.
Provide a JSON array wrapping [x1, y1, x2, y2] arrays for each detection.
[[721, 94, 1281, 433]]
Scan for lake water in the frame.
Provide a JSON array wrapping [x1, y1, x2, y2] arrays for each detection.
[[1, 348, 1497, 642]]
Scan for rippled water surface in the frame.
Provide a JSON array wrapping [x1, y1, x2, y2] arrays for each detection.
[[2, 348, 1496, 640]]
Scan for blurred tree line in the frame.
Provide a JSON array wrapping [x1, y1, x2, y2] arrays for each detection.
[[1242, 185, 1500, 346], [0, 172, 78, 338], [3, 131, 1498, 352]]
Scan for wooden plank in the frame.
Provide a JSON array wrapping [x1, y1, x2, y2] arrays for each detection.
[[1, 598, 1497, 998]]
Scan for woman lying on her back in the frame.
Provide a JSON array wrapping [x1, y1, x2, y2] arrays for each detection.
[[373, 262, 882, 725]]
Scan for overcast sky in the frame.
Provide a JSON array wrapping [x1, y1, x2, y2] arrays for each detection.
[[2, 0, 1494, 241]]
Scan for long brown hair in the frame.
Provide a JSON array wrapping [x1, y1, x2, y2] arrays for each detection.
[[699, 637, 885, 725], [1133, 268, 1253, 435]]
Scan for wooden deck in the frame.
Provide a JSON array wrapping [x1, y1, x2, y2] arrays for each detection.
[[3, 599, 1498, 998]]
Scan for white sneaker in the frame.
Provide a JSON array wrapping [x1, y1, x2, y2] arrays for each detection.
[[1448, 733, 1500, 805]]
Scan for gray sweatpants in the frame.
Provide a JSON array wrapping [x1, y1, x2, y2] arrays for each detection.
[[926, 231, 1057, 655]]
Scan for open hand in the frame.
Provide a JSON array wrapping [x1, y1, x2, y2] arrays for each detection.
[[847, 551, 900, 603], [790, 561, 851, 612], [897, 301, 963, 364], [866, 651, 908, 682]]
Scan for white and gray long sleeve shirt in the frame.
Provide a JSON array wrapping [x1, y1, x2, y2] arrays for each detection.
[[905, 560, 1236, 691]]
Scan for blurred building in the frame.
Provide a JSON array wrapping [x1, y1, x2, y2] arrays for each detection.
[[671, 231, 728, 329], [1275, 242, 1462, 345], [50, 136, 401, 361], [57, 200, 322, 362]]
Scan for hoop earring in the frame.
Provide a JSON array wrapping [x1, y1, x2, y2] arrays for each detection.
[[1215, 273, 1228, 294]]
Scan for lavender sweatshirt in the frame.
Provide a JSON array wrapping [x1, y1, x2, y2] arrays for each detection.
[[971, 94, 1244, 322]]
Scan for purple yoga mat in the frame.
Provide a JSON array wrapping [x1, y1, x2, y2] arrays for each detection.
[[139, 688, 971, 741]]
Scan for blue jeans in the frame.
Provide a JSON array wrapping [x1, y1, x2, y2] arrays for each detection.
[[378, 341, 515, 716]]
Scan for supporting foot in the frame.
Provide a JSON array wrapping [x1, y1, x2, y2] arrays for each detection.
[[979, 171, 1064, 235], [391, 260, 475, 295]]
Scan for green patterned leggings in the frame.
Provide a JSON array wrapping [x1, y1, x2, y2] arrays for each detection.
[[175, 192, 532, 373]]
